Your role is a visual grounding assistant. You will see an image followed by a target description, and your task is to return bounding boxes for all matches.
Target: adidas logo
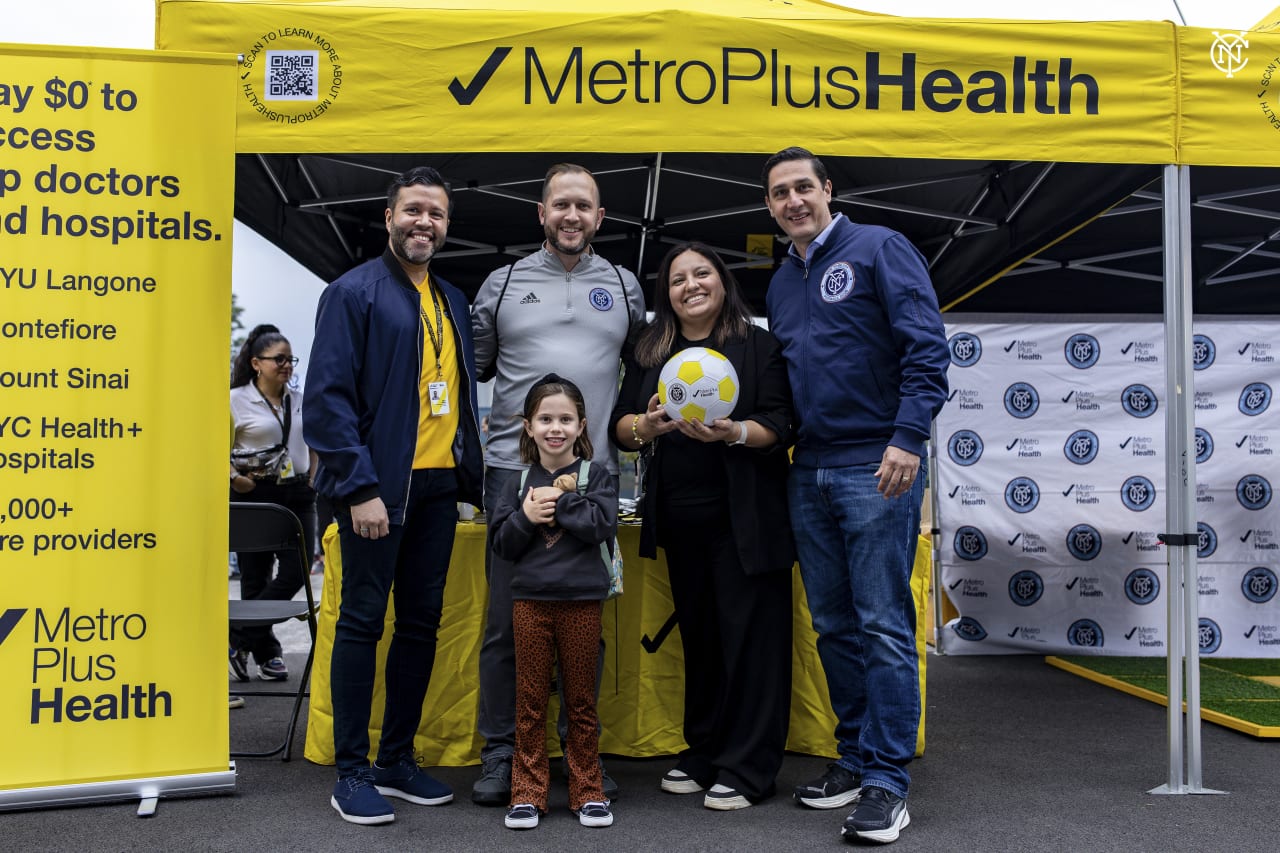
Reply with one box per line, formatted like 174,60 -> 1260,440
519,292 -> 541,305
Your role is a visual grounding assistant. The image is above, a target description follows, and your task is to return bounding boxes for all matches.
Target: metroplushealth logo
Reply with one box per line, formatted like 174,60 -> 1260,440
448,45 -> 1103,114
0,606 -> 171,725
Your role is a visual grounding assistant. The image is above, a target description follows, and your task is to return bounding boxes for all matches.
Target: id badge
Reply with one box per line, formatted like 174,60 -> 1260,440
428,380 -> 451,417
276,454 -> 296,482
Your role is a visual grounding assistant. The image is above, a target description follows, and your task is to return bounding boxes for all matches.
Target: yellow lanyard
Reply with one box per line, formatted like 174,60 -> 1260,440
419,283 -> 444,379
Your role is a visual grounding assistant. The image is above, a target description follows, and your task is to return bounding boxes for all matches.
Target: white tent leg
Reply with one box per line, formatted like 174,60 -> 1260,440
1149,164 -> 1224,797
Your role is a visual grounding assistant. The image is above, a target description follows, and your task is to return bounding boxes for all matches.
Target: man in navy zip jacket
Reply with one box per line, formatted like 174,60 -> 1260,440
762,148 -> 948,845
304,166 -> 484,826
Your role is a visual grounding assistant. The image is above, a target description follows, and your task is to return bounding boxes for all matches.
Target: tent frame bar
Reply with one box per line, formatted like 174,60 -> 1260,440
1149,164 -> 1225,798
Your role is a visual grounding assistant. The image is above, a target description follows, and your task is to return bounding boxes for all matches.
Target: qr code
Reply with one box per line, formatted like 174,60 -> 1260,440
266,51 -> 319,101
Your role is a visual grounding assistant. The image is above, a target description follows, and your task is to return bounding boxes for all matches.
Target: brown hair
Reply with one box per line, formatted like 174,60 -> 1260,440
518,373 -> 594,464
633,242 -> 752,369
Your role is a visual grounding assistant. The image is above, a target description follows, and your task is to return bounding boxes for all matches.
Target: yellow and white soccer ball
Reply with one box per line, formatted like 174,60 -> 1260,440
658,347 -> 740,423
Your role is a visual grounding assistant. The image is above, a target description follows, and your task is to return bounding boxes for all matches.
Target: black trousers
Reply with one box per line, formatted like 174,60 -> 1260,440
659,501 -> 793,801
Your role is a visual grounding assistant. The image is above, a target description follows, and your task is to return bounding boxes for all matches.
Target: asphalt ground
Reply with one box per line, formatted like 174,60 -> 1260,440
3,574 -> 1277,851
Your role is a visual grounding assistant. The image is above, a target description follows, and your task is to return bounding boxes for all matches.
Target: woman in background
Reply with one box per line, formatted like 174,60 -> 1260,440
229,323 -> 316,682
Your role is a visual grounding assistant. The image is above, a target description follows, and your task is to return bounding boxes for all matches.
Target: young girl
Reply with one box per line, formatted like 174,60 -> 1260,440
489,373 -> 618,830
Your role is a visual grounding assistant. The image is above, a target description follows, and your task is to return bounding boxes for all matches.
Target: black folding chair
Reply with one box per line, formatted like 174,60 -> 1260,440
228,502 -> 318,760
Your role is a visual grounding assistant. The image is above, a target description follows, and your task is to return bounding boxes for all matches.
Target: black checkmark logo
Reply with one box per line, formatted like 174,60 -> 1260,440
947,390 -> 958,401
1239,343 -> 1251,355
640,612 -> 679,653
1006,439 -> 1019,450
1007,627 -> 1020,637
448,47 -> 513,105
1125,627 -> 1138,640
1241,530 -> 1253,543
949,579 -> 963,590
1244,625 -> 1258,639
948,486 -> 960,498
1061,390 -> 1075,403
1119,437 -> 1133,449
1237,435 -> 1249,448
1007,534 -> 1021,546
1062,484 -> 1075,497
1121,342 -> 1134,355
1123,531 -> 1135,544
1066,577 -> 1079,590
1004,340 -> 1017,352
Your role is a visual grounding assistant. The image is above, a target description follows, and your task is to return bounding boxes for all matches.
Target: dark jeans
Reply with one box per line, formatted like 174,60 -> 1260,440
230,479 -> 316,663
477,466 -> 614,761
330,468 -> 458,776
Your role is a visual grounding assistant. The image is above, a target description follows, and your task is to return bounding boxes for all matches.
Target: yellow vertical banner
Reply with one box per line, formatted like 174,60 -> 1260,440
0,44 -> 237,807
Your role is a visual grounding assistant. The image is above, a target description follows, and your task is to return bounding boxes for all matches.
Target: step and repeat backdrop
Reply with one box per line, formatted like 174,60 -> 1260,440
935,316 -> 1278,657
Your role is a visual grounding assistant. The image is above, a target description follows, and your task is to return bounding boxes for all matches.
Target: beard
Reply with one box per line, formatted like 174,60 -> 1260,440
388,221 -> 441,266
544,222 -> 594,257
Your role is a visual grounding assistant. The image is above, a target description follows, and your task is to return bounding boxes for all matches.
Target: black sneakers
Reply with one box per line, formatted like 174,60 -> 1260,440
793,763 -> 861,809
842,786 -> 910,844
472,755 -> 512,805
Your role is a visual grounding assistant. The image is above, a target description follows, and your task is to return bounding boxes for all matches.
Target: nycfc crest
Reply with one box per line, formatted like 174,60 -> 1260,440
1210,31 -> 1249,78
948,332 -> 982,367
819,262 -> 855,303
1198,618 -> 1222,654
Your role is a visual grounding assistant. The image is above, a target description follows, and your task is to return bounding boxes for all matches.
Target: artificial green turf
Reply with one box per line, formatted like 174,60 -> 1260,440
1056,657 -> 1280,728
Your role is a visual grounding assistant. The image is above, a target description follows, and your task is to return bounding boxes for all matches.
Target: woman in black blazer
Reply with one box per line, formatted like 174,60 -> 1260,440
611,242 -> 795,810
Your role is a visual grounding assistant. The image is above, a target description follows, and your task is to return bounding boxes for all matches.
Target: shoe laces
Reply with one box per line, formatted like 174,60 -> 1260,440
344,768 -> 377,791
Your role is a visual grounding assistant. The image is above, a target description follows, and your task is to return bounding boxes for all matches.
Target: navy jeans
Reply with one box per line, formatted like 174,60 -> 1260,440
788,462 -> 922,800
330,468 -> 457,776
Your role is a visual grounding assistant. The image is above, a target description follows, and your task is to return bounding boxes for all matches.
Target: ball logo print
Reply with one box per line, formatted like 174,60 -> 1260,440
1064,333 -> 1100,369
1125,568 -> 1161,605
1195,428 -> 1214,464
948,430 -> 984,466
1241,567 -> 1278,604
1066,524 -> 1102,561
1063,429 -> 1099,465
587,287 -> 614,311
1003,382 -> 1039,419
657,347 -> 739,423
819,261 -> 855,303
953,526 -> 988,561
1008,570 -> 1044,606
1121,384 -> 1158,418
1121,475 -> 1156,511
1004,477 -> 1040,513
1236,474 -> 1273,511
1198,618 -> 1222,654
1192,334 -> 1215,370
1067,619 -> 1104,648
948,332 -> 982,367
1238,382 -> 1272,416
1198,522 -> 1218,559
952,616 -> 988,641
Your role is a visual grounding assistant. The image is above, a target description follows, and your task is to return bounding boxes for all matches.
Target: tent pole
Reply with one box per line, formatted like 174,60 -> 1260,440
636,153 -> 664,279
1149,164 -> 1225,797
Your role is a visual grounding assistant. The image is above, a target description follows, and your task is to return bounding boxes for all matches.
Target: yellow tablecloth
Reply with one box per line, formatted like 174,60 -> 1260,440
304,523 -> 930,766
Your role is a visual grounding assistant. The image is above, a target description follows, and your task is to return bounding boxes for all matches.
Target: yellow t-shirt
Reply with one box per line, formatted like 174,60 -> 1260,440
413,277 -> 459,469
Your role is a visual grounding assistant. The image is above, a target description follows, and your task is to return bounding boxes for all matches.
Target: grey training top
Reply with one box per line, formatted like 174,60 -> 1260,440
472,246 -> 646,476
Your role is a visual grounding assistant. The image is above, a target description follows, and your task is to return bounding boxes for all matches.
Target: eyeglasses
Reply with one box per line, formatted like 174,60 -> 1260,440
259,355 -> 299,367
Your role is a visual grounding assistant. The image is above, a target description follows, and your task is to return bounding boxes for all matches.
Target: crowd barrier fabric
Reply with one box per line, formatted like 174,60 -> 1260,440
304,523 -> 932,766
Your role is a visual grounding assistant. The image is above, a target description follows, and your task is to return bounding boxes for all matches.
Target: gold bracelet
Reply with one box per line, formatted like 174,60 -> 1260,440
631,414 -> 646,447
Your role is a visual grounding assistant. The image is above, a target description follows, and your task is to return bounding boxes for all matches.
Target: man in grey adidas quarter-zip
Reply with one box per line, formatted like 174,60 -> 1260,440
471,163 -> 646,806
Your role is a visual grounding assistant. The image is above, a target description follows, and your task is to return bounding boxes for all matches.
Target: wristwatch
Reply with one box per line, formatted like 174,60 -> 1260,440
729,421 -> 748,446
